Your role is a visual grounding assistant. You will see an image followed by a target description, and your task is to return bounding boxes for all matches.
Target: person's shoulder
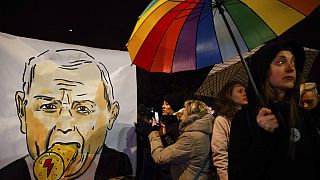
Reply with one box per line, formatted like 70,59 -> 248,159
215,115 -> 228,121
214,115 -> 230,126
299,107 -> 318,127
102,146 -> 130,159
95,145 -> 133,179
0,157 -> 31,180
204,113 -> 214,120
232,105 -> 256,128
233,105 -> 248,121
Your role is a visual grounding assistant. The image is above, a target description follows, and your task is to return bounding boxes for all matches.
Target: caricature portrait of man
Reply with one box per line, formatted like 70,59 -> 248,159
0,49 -> 132,179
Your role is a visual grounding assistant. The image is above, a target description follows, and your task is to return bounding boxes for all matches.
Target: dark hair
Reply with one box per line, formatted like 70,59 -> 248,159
260,46 -> 303,128
213,81 -> 246,119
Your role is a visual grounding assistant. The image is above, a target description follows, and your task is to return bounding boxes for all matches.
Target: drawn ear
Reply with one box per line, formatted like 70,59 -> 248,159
107,101 -> 119,130
15,91 -> 26,134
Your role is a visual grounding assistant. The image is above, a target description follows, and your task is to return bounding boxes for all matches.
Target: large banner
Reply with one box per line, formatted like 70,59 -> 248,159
0,32 -> 137,179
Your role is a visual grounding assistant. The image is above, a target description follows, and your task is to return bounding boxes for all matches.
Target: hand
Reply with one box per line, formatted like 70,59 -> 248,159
256,107 -> 279,132
151,117 -> 158,127
159,122 -> 166,136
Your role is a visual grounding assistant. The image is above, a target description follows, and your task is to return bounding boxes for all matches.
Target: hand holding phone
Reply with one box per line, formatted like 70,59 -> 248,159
154,112 -> 159,125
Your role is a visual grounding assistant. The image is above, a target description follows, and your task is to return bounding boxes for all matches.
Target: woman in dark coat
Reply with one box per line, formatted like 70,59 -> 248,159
228,40 -> 320,180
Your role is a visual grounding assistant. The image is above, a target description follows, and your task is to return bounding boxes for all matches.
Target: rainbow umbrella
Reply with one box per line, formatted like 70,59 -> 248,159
127,0 -> 319,73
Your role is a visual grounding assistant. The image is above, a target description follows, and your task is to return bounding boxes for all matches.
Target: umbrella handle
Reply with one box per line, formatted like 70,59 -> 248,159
215,0 -> 265,107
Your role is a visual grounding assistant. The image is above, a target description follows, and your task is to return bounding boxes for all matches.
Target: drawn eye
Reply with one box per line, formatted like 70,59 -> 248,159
76,106 -> 92,114
40,103 -> 57,112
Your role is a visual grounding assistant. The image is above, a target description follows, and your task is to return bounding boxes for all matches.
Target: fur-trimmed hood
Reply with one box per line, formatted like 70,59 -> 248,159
179,112 -> 213,135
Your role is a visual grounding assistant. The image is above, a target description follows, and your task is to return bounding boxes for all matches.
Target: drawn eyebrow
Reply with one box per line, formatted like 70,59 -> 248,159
54,79 -> 84,85
60,63 -> 82,67
33,95 -> 54,101
72,100 -> 96,109
76,93 -> 88,97
75,100 -> 95,104
59,67 -> 79,70
59,88 -> 72,91
69,60 -> 91,63
57,83 -> 76,87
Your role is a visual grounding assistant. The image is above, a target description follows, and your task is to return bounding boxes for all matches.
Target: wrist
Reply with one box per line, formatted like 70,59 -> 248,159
151,125 -> 160,132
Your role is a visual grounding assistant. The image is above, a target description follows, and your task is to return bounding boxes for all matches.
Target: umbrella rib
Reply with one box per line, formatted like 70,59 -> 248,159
182,4 -> 211,23
236,2 -> 277,39
227,1 -> 278,52
169,4 -> 212,12
169,0 -> 205,5
198,6 -> 213,23
164,1 -> 207,72
169,2 -> 195,73
194,0 -> 206,70
278,0 -> 309,16
127,1 -> 174,46
173,9 -> 202,21
215,0 -> 265,106
212,8 -> 224,64
129,1 -> 180,71
169,3 -> 212,21
152,1 -> 198,72
221,2 -> 250,52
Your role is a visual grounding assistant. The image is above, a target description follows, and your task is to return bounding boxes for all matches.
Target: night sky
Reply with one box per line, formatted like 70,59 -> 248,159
0,1 -> 319,108
0,0 -> 151,50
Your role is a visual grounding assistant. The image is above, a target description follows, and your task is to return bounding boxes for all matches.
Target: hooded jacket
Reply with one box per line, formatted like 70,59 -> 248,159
228,40 -> 320,180
148,112 -> 214,180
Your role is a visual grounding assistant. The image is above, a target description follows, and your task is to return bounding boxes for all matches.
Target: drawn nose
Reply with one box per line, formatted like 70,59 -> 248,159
57,108 -> 74,134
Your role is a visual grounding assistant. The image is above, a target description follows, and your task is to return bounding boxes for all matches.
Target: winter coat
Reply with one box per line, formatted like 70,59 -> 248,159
211,115 -> 231,180
229,104 -> 320,180
310,103 -> 320,130
228,40 -> 320,180
148,113 -> 214,180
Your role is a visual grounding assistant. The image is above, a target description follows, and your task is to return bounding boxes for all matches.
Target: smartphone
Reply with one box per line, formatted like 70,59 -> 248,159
146,108 -> 155,123
154,111 -> 159,125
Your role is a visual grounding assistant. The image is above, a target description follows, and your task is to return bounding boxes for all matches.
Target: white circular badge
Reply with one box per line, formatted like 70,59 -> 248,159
290,128 -> 300,143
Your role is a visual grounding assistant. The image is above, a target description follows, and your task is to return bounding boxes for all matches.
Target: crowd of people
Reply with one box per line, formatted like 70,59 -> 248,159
135,39 -> 320,180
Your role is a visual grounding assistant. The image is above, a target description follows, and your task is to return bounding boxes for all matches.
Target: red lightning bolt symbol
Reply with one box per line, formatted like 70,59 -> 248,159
43,159 -> 54,177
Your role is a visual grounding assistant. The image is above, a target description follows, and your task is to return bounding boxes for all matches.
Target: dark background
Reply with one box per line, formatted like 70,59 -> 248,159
0,0 -> 319,109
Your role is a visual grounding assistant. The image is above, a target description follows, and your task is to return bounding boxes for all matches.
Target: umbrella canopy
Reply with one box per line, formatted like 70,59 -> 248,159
195,47 -> 319,98
127,0 -> 319,73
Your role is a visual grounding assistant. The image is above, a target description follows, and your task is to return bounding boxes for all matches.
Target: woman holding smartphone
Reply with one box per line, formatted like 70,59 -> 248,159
149,100 -> 214,180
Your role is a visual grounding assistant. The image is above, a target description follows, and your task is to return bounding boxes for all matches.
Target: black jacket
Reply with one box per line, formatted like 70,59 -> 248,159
310,103 -> 320,130
228,40 -> 320,180
0,144 -> 133,180
229,104 -> 320,180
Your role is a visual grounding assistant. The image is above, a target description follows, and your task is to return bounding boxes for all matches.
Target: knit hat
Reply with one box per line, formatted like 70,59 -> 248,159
163,93 -> 184,112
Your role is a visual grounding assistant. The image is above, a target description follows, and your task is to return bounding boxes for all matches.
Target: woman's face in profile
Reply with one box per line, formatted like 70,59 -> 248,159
162,101 -> 174,115
231,85 -> 248,106
268,50 -> 296,91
